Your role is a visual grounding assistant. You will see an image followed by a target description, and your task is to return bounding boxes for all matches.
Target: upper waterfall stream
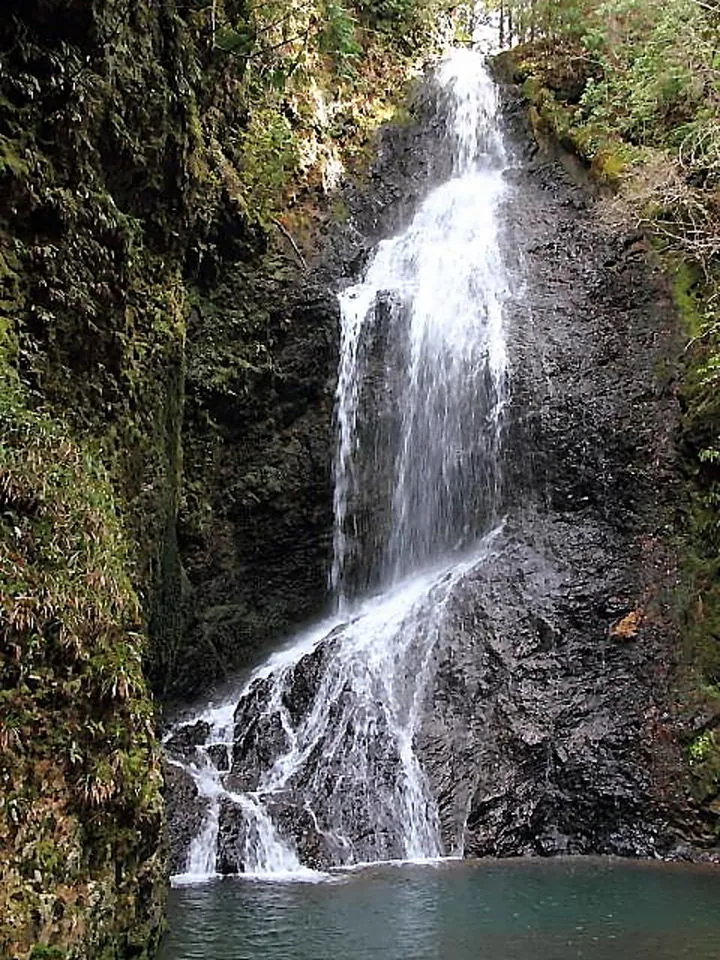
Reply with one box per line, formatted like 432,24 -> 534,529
332,48 -> 508,600
165,46 -> 513,881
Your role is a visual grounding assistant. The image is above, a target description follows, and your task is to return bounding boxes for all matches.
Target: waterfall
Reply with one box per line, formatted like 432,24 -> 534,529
166,44 -> 511,881
332,49 -> 507,600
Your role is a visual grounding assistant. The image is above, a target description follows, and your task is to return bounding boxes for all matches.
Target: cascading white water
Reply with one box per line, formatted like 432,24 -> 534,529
332,49 -> 508,601
167,43 -> 512,882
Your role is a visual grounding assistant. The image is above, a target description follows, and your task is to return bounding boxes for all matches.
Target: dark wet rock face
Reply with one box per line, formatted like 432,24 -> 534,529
165,721 -> 211,761
413,107 -> 687,856
164,762 -> 209,875
418,518 -> 676,858
222,637 -> 409,868
229,679 -> 291,794
216,799 -> 249,875
170,269 -> 340,699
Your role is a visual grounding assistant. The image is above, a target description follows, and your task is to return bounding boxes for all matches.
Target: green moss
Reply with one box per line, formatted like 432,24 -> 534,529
521,75 -> 543,105
589,145 -> 628,186
0,401 -> 165,958
669,258 -> 704,338
689,730 -> 716,764
330,197 -> 350,223
0,134 -> 29,179
670,257 -> 720,828
390,103 -> 414,127
30,947 -> 68,960
687,726 -> 720,813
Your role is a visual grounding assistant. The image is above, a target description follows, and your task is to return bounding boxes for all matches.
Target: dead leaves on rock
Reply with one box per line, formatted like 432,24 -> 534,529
609,608 -> 644,640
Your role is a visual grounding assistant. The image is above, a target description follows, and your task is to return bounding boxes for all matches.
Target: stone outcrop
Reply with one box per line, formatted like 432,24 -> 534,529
418,119 -> 693,856
166,261 -> 340,699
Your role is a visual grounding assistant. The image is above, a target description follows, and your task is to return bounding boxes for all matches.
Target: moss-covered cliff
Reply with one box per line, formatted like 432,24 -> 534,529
1,393 -> 165,958
0,0 -> 447,954
1,1 -> 198,951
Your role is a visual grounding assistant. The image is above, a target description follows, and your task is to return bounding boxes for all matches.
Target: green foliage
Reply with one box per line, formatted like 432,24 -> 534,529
202,0 -> 446,221
29,947 -> 67,960
488,0 -> 598,43
215,23 -> 256,57
239,108 -> 300,222
498,0 -> 716,155
578,0 -> 704,146
689,730 -> 716,764
210,0 -> 431,77
686,723 -> 720,811
357,0 -> 446,43
319,0 -> 362,70
0,134 -> 29,179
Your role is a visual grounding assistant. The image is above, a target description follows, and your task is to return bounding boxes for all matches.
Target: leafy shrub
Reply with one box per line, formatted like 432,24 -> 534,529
238,108 -> 299,222
319,0 -> 361,72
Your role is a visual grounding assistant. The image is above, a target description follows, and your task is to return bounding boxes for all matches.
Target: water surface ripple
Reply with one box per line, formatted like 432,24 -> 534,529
160,858 -> 720,960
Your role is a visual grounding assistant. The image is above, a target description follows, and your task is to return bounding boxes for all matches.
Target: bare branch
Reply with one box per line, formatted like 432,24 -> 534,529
272,218 -> 307,270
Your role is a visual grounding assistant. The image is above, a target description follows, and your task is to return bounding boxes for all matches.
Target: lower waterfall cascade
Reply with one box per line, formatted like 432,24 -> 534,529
165,44 -> 514,880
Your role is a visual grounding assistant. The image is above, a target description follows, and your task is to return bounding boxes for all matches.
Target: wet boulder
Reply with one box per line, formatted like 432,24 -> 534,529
164,720 -> 211,763
216,798 -> 249,874
163,761 -> 209,874
416,516 -> 677,860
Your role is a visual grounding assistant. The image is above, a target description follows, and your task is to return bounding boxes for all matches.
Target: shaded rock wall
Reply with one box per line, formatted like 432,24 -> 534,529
420,115 -> 694,856
493,44 -> 720,829
166,257 -> 339,698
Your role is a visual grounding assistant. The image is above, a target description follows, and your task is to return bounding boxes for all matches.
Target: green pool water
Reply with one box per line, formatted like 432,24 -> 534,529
159,857 -> 720,960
